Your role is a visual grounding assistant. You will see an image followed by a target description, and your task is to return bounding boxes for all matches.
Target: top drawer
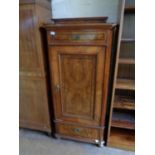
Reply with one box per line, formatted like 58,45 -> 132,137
47,30 -> 108,45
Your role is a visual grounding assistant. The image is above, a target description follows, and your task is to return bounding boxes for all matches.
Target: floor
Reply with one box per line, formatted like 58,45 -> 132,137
19,129 -> 135,155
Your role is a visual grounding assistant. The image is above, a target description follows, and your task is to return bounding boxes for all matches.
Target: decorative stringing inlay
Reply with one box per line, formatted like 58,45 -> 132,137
59,54 -> 97,119
50,32 -> 106,42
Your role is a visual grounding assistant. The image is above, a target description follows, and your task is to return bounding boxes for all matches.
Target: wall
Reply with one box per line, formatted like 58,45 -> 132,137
51,0 -> 123,23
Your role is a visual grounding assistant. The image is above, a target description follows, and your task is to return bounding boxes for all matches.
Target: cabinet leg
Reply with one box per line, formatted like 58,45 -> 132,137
98,141 -> 105,147
46,132 -> 52,137
55,134 -> 61,140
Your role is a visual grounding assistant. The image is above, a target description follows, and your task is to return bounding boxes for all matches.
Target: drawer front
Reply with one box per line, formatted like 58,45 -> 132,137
47,31 -> 108,44
56,124 -> 99,140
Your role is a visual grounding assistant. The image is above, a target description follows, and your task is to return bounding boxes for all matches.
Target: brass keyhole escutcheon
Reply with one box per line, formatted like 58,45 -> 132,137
74,128 -> 81,133
72,35 -> 80,40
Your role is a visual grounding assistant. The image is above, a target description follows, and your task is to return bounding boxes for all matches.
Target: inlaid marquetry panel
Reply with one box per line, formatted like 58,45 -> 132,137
60,54 -> 96,118
47,31 -> 107,45
19,6 -> 39,71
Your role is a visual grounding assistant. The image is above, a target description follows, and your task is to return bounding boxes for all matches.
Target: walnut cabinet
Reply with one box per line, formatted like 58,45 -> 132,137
44,18 -> 117,146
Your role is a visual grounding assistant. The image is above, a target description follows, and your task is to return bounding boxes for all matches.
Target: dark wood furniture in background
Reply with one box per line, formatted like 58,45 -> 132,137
43,18 -> 117,146
19,0 -> 52,133
107,0 -> 135,151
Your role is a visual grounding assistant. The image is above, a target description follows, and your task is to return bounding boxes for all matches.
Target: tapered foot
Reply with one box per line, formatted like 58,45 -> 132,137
98,141 -> 105,147
46,132 -> 52,137
54,134 -> 61,140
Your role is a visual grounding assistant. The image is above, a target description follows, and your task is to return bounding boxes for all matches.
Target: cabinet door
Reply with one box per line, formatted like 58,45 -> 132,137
49,46 -> 106,126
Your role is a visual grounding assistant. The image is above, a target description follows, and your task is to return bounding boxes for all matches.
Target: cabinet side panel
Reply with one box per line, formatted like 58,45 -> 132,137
19,3 -> 52,132
19,77 -> 50,132
19,5 -> 40,71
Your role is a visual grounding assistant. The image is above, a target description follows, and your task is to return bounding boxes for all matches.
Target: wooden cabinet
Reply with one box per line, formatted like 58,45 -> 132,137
44,18 -> 117,146
19,0 -> 52,133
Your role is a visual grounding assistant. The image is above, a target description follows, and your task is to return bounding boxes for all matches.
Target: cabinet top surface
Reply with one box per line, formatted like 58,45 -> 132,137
43,17 -> 117,30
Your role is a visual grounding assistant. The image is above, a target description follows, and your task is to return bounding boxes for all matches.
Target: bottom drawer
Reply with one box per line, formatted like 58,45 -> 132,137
55,123 -> 100,141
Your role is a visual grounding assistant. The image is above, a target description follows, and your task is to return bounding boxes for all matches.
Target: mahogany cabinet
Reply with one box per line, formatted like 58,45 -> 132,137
19,0 -> 52,133
44,18 -> 117,146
